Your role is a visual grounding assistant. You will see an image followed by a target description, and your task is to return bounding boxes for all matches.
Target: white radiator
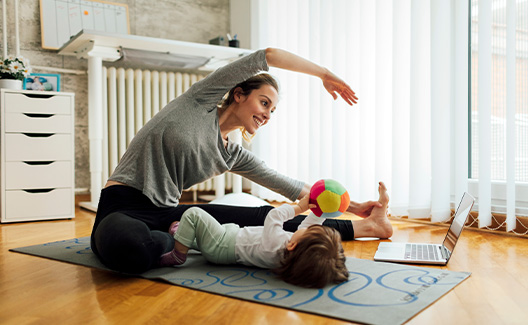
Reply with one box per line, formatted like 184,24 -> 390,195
101,67 -> 242,200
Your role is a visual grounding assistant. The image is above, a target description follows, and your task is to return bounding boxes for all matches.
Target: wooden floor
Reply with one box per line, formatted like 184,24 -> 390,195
1,195 -> 527,325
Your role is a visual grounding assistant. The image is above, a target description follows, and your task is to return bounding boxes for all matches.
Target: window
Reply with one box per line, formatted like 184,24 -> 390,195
470,0 -> 528,217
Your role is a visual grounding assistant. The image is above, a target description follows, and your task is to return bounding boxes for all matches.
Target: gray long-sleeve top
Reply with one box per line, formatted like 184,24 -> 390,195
109,50 -> 304,207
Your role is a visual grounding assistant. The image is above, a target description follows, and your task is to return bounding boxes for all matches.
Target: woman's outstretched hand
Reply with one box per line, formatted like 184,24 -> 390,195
264,48 -> 358,106
322,70 -> 358,106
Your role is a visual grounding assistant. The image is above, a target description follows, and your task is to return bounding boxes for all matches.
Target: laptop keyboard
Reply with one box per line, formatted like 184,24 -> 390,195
405,244 -> 440,261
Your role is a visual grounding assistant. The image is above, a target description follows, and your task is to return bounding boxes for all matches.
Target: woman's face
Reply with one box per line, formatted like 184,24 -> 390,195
235,84 -> 279,135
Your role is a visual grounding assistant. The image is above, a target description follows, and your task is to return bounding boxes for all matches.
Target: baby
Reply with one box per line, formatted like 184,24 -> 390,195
159,193 -> 349,288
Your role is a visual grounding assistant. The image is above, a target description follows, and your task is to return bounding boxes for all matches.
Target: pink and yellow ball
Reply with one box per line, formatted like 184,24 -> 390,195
309,179 -> 350,218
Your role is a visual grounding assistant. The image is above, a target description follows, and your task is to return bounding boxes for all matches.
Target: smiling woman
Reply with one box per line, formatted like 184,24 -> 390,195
217,73 -> 279,143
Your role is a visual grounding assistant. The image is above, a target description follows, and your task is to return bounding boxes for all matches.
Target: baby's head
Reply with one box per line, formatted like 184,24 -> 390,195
273,225 -> 349,288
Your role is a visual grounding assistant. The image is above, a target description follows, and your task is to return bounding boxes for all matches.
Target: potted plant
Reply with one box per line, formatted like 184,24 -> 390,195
0,56 -> 31,90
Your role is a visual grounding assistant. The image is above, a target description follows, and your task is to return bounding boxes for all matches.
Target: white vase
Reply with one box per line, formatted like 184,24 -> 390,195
0,79 -> 23,90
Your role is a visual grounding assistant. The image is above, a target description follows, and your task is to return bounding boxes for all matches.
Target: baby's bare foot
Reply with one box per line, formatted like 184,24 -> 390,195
169,221 -> 180,236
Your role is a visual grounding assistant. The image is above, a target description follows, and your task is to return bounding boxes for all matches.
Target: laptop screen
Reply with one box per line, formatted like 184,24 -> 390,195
442,193 -> 475,257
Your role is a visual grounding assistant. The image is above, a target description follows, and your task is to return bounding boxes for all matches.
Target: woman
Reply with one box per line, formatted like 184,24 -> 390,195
91,48 -> 393,274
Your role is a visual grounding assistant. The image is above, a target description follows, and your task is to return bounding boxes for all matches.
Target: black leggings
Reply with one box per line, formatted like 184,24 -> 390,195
90,185 -> 354,274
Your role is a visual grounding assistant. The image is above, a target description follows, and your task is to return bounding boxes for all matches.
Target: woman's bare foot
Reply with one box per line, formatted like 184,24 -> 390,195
351,182 -> 393,239
377,181 -> 389,208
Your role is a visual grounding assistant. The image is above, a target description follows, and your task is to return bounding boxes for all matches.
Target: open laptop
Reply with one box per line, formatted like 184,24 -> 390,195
374,192 -> 475,265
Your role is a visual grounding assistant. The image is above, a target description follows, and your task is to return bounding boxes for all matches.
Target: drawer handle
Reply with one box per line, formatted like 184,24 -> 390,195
23,189 -> 55,193
22,93 -> 55,99
23,113 -> 55,118
22,133 -> 54,138
23,161 -> 55,165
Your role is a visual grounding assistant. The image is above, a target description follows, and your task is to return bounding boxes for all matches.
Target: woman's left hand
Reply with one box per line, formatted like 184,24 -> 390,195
322,70 -> 358,106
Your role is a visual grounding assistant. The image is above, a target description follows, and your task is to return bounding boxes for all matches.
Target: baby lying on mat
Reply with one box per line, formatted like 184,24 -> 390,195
159,193 -> 349,288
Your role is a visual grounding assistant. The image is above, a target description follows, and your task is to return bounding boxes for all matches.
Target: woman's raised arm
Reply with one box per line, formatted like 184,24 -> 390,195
264,48 -> 358,106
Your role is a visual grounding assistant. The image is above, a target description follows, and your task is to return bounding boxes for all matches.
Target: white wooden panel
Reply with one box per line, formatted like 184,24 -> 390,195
4,93 -> 71,114
5,113 -> 72,133
5,188 -> 73,221
5,134 -> 72,161
5,161 -> 72,189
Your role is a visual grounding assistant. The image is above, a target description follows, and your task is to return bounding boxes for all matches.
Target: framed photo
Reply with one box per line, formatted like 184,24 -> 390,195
23,73 -> 60,92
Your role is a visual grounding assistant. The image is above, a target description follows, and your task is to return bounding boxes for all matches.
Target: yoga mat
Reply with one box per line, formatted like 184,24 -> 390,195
11,237 -> 470,325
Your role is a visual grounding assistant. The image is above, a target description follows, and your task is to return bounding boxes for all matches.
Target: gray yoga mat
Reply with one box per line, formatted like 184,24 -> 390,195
11,237 -> 470,325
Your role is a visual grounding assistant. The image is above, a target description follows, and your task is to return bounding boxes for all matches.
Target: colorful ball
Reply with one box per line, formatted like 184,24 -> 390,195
309,179 -> 350,218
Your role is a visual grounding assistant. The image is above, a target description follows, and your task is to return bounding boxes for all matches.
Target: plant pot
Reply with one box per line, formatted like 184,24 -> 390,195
0,79 -> 23,90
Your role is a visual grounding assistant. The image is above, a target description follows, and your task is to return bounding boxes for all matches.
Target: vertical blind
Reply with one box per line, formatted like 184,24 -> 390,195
249,0 -> 525,231
471,0 -> 527,232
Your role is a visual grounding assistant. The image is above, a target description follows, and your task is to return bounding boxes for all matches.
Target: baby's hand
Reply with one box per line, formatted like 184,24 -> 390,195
297,194 -> 315,213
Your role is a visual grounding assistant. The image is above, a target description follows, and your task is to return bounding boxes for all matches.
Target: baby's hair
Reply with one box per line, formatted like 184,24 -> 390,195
273,225 -> 349,288
218,73 -> 279,142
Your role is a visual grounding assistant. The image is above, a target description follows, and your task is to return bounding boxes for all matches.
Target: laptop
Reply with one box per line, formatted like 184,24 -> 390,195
374,192 -> 475,265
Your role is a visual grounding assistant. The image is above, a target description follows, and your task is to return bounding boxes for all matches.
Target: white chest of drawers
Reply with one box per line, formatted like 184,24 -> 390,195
1,89 -> 75,223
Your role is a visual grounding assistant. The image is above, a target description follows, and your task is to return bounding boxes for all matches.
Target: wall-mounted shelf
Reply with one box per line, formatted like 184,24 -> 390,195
59,29 -> 252,71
